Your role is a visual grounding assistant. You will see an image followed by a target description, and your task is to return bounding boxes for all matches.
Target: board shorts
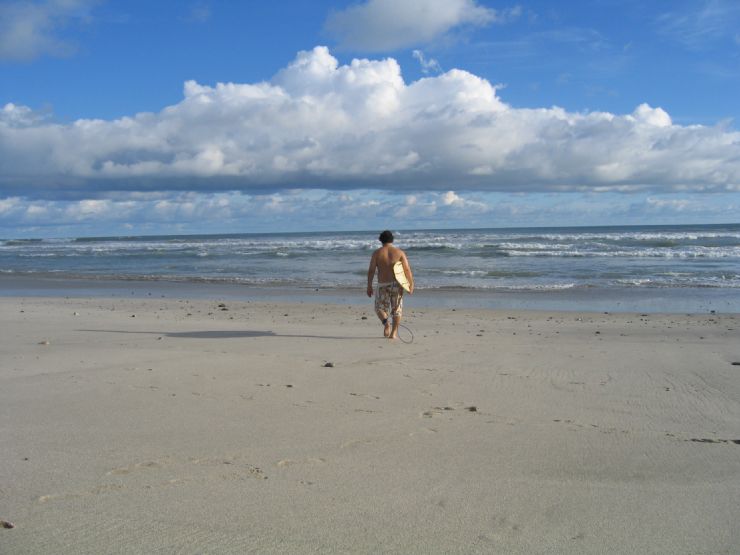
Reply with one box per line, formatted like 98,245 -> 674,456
375,282 -> 403,319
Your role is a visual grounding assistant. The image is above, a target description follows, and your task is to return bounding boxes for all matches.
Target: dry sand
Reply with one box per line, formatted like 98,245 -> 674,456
1,295 -> 739,554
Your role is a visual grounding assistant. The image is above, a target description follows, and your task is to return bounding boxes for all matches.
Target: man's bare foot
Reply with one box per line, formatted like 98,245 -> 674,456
388,333 -> 398,340
383,321 -> 391,337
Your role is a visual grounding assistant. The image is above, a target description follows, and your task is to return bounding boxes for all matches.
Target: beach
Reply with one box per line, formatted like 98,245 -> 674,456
1,293 -> 739,554
3,0 -> 740,551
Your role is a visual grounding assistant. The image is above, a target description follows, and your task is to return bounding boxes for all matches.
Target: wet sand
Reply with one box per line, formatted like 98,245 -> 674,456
1,296 -> 739,554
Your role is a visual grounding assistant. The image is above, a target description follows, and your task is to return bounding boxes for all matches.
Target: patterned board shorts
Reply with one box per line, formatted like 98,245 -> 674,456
375,282 -> 403,318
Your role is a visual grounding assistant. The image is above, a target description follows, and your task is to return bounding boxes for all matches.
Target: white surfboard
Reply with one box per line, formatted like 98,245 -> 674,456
393,260 -> 411,293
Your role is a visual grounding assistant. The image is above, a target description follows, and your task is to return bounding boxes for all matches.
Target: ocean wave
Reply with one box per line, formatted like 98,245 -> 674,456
615,276 -> 740,288
427,269 -> 541,278
502,247 -> 740,258
1,239 -> 46,246
420,282 -> 579,291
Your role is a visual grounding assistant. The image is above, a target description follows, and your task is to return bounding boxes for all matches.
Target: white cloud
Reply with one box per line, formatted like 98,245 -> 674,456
631,103 -> 672,127
412,49 -> 442,74
656,0 -> 740,50
0,197 -> 21,215
0,0 -> 98,62
1,46 -> 739,203
324,0 -> 503,52
442,191 -> 462,205
1,103 -> 45,126
440,190 -> 486,211
184,2 -> 211,23
645,197 -> 691,212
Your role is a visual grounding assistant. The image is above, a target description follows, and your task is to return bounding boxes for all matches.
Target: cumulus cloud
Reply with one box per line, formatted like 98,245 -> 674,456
324,0 -> 504,52
440,190 -> 487,211
1,45 -> 739,203
0,0 -> 98,62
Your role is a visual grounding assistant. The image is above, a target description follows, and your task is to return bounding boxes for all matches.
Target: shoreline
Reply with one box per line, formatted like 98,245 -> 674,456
1,295 -> 738,553
1,274 -> 739,314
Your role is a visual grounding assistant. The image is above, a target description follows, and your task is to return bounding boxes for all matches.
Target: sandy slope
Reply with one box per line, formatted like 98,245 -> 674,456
1,296 -> 739,554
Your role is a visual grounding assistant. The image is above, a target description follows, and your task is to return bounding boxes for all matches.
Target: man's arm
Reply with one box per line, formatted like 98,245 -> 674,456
367,250 -> 378,297
401,252 -> 414,294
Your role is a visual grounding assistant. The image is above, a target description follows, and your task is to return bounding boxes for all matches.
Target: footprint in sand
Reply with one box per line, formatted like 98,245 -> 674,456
89,484 -> 125,495
38,479 -> 180,504
276,457 -> 326,467
422,406 -> 453,418
107,460 -> 162,475
484,415 -> 521,426
38,493 -> 81,504
349,392 -> 380,400
190,457 -> 268,479
421,405 -> 478,418
340,439 -> 375,449
408,427 -> 439,437
552,419 -> 626,435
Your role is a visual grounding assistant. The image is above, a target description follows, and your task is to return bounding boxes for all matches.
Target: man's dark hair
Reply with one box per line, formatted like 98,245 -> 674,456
379,230 -> 394,244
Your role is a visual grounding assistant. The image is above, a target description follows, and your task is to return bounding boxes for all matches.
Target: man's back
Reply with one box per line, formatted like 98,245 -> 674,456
373,245 -> 403,283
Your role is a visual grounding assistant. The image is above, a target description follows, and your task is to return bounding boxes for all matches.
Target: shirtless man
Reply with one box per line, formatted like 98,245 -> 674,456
367,230 -> 414,339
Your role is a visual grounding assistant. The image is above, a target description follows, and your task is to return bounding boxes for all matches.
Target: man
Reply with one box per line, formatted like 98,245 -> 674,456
367,230 -> 414,340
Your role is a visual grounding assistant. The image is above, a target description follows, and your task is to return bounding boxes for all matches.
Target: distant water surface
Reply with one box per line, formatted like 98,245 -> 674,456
2,225 -> 738,294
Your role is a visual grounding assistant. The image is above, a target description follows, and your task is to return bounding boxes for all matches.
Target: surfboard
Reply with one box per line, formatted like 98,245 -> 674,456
393,260 -> 411,293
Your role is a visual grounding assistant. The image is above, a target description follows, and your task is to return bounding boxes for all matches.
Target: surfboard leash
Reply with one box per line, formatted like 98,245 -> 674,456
381,317 -> 414,344
398,323 -> 414,344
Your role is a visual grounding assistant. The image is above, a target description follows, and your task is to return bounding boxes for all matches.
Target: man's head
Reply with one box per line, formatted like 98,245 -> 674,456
379,230 -> 394,244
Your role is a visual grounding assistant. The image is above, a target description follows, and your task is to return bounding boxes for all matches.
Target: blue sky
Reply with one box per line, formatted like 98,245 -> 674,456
1,0 -> 739,237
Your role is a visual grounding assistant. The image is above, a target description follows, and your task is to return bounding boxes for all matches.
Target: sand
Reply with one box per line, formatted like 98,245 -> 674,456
1,295 -> 739,554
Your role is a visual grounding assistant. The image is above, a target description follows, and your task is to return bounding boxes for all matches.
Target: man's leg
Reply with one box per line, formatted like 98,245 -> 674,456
388,288 -> 403,340
374,288 -> 391,337
389,314 -> 401,339
378,311 -> 391,337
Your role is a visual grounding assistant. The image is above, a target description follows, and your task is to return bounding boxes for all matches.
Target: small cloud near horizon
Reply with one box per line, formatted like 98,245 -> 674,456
2,189 -> 738,238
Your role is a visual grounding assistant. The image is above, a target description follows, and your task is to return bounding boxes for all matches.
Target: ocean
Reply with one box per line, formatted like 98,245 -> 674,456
2,224 -> 739,312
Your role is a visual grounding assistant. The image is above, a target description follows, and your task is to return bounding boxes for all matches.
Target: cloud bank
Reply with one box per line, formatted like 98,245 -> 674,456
3,189 -> 737,238
2,46 -> 739,202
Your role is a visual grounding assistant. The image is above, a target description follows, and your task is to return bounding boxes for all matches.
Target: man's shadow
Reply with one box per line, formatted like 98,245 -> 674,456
155,330 -> 275,339
78,329 -> 374,340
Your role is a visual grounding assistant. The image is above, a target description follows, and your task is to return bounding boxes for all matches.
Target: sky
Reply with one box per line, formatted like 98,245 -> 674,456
1,0 -> 739,238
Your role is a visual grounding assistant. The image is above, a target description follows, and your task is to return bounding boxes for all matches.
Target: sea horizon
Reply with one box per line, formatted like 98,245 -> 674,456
4,221 -> 739,242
